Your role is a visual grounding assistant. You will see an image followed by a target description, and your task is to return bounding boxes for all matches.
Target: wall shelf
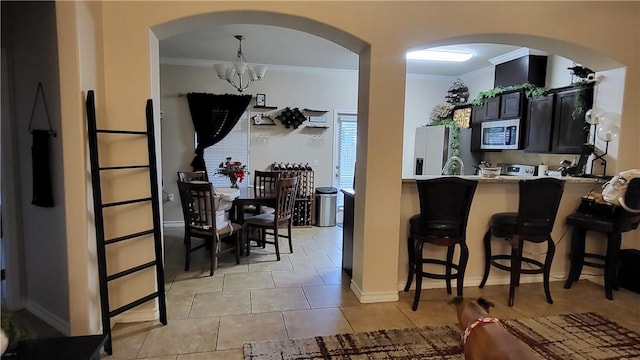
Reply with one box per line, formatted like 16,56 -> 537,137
303,108 -> 328,114
253,106 -> 278,110
304,125 -> 329,129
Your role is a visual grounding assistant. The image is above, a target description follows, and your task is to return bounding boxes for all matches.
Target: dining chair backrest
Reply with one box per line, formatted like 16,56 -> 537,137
177,180 -> 217,233
275,177 -> 299,226
177,179 -> 241,275
177,171 -> 207,182
254,170 -> 281,197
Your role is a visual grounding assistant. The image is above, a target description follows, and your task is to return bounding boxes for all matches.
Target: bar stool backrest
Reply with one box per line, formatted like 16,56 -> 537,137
416,177 -> 478,238
516,178 -> 565,240
616,177 -> 640,232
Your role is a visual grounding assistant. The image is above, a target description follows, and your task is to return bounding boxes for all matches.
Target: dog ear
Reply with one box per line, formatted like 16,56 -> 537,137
477,297 -> 495,311
448,296 -> 463,305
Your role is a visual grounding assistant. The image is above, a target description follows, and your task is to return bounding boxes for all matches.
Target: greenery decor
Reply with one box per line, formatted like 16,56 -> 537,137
471,82 -> 547,105
1,309 -> 31,354
571,81 -> 593,120
428,119 -> 460,157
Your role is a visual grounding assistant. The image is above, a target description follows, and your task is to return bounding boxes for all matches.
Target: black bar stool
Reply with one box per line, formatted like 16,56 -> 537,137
479,178 -> 565,306
404,177 -> 478,311
565,178 -> 640,300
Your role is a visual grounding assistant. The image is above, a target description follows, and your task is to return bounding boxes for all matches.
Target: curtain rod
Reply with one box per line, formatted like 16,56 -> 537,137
178,92 -> 254,97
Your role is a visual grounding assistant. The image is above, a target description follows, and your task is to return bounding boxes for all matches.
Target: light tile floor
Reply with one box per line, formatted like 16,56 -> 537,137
102,226 -> 640,359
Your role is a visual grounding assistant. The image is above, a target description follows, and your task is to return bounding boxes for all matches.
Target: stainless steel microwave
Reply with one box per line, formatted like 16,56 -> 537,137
480,118 -> 521,150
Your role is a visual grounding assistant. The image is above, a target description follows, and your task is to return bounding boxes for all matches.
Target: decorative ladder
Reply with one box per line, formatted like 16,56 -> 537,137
85,90 -> 167,354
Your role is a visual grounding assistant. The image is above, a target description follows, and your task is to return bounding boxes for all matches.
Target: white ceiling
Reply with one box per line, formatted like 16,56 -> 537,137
159,24 -> 523,76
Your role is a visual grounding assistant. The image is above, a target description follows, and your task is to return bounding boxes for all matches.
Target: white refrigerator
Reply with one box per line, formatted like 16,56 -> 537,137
414,125 -> 479,175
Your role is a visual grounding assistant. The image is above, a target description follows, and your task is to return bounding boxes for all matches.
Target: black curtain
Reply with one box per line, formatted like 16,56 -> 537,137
186,93 -> 252,171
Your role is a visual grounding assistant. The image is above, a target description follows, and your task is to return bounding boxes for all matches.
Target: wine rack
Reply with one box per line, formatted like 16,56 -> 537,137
271,163 -> 315,227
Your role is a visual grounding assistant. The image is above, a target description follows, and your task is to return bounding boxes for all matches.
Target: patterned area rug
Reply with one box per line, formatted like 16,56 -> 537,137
244,312 -> 640,359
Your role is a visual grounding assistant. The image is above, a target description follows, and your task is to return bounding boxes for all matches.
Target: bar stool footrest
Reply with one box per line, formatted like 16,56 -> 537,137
417,259 -> 462,280
489,255 -> 545,274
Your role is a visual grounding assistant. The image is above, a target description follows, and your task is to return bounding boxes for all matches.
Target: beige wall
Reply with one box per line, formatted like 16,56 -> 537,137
52,1 -> 640,329
57,0 -> 105,334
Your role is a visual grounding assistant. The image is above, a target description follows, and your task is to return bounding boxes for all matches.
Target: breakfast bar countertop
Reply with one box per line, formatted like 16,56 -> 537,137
402,175 -> 607,184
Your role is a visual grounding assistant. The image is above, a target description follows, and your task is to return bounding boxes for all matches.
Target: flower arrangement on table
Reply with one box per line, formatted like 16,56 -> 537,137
216,157 -> 247,188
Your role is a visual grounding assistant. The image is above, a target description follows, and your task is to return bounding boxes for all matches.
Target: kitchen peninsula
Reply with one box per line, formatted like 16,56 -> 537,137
398,175 -> 603,294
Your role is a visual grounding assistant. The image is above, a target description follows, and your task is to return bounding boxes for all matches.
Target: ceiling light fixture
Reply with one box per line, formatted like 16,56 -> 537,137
406,50 -> 473,62
214,35 -> 267,93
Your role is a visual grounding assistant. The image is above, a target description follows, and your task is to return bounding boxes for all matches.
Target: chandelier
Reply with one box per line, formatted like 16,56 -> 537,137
213,35 -> 267,93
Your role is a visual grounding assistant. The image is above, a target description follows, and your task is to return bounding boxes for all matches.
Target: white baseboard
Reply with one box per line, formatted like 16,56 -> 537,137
398,272 -> 568,291
25,300 -> 70,336
350,280 -> 399,303
163,221 -> 184,228
110,304 -> 159,328
581,274 -> 604,286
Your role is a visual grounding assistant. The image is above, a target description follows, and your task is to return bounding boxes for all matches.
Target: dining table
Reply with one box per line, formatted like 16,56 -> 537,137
226,187 -> 277,255
230,187 -> 277,224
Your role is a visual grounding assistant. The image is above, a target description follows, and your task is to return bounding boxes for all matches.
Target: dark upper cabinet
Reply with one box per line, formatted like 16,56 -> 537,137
551,86 -> 593,154
494,55 -> 547,88
483,96 -> 501,120
471,90 -> 525,151
470,105 -> 484,151
525,94 -> 554,152
524,84 -> 594,154
500,91 -> 523,119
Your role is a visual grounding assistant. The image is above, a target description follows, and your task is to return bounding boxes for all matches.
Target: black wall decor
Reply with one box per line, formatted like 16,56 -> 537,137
278,107 -> 306,129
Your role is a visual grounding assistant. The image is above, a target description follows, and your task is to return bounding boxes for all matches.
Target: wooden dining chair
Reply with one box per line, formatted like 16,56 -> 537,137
246,170 -> 281,216
243,176 -> 299,261
177,180 -> 241,275
177,171 -> 207,182
242,170 -> 282,246
254,170 -> 281,197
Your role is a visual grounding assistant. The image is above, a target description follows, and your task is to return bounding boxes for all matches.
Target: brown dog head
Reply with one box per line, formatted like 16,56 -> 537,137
449,296 -> 495,330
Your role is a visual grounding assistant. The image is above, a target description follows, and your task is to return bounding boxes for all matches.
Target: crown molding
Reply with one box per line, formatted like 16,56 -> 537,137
489,47 -> 548,65
459,64 -> 494,78
160,57 -> 357,75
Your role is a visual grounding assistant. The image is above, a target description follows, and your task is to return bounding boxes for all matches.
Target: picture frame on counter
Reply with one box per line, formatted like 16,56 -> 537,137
452,104 -> 472,129
256,93 -> 266,107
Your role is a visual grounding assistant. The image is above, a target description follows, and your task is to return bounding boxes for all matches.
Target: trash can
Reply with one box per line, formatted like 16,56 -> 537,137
315,187 -> 338,227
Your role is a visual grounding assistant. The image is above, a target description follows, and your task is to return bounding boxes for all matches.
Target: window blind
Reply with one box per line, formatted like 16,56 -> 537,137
202,111 -> 250,188
337,114 -> 357,209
